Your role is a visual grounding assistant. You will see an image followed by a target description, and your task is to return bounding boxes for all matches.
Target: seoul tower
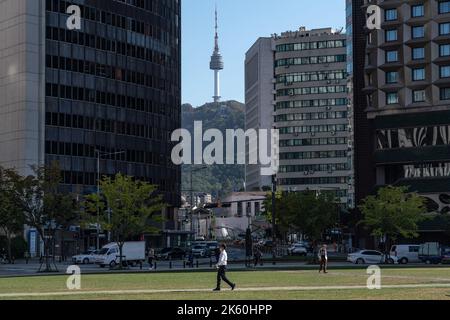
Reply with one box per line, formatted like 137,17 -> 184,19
210,6 -> 224,103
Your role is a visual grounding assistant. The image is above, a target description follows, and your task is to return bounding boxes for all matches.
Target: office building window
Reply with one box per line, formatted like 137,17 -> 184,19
386,29 -> 398,42
411,4 -> 425,17
440,87 -> 450,100
386,50 -> 399,62
439,1 -> 450,14
412,26 -> 425,38
386,71 -> 398,84
412,47 -> 425,60
413,90 -> 426,102
440,23 -> 450,35
441,65 -> 450,78
412,68 -> 425,81
387,92 -> 399,105
385,9 -> 398,21
440,44 -> 450,56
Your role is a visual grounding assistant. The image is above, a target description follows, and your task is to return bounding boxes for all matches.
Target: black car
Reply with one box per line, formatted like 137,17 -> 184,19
156,248 -> 186,260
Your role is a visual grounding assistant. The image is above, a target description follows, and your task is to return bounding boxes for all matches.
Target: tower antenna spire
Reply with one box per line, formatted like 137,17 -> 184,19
210,3 -> 224,103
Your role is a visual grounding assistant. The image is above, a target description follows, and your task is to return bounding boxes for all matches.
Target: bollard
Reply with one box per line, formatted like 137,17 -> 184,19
209,257 -> 212,268
154,261 -> 157,270
183,261 -> 186,269
140,262 -> 143,270
169,261 -> 172,269
196,260 -> 199,268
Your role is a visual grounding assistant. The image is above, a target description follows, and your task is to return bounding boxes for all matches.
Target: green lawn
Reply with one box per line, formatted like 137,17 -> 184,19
1,268 -> 450,300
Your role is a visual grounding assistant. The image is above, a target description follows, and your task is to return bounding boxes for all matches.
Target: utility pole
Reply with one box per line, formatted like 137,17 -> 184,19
189,166 -> 208,239
271,174 -> 277,263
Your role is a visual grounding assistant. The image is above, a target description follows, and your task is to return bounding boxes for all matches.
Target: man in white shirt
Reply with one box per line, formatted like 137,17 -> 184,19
213,244 -> 236,291
318,244 -> 328,274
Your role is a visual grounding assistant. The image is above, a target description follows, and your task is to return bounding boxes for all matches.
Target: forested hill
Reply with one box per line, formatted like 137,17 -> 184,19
181,100 -> 245,199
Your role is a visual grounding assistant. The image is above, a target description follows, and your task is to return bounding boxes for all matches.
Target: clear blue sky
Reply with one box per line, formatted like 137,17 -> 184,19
182,0 -> 346,106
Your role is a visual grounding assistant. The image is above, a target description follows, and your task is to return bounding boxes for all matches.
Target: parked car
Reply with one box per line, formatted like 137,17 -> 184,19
191,245 -> 208,258
287,244 -> 307,256
347,250 -> 385,264
442,247 -> 450,264
206,241 -> 219,250
259,240 -> 273,248
419,242 -> 442,264
72,250 -> 100,265
389,245 -> 421,264
156,247 -> 186,261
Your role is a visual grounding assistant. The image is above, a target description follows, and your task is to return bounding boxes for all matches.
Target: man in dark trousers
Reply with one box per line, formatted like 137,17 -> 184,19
318,244 -> 328,274
213,244 -> 236,291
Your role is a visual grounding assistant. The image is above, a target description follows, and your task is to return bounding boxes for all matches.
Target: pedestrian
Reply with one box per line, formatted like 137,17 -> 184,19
213,244 -> 236,291
24,251 -> 30,264
253,246 -> 262,267
318,244 -> 328,274
147,247 -> 155,270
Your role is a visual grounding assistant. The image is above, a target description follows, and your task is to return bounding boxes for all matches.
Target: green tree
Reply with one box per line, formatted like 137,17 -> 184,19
263,191 -> 338,246
0,167 -> 25,263
18,162 -> 78,272
83,174 -> 165,269
359,186 -> 427,255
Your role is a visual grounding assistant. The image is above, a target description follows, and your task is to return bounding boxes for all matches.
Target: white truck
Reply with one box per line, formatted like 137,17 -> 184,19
96,241 -> 146,268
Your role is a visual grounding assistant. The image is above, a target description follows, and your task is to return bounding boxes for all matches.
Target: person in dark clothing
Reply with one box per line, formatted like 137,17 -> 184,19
213,244 -> 236,291
253,246 -> 262,267
24,251 -> 30,264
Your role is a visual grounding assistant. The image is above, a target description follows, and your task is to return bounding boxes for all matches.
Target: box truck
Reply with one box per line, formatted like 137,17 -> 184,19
419,242 -> 442,264
96,241 -> 146,268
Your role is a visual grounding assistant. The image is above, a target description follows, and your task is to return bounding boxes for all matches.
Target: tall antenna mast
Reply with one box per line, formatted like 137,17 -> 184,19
210,3 -> 224,103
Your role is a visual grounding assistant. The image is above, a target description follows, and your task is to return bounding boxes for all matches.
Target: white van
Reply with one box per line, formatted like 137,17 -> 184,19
390,244 -> 420,264
96,241 -> 146,268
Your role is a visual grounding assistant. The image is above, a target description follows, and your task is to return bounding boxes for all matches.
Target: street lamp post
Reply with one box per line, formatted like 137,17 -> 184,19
95,150 -> 125,249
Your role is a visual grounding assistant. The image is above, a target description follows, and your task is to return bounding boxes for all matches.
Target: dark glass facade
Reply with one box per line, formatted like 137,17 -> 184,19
43,0 -> 181,209
352,0 -> 376,204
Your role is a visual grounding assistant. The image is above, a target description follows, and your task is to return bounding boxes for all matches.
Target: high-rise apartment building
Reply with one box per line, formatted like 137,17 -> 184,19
0,0 -> 181,230
274,28 -> 352,205
244,37 -> 274,191
245,28 -> 353,206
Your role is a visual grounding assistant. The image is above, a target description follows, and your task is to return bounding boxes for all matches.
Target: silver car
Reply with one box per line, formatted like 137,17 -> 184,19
347,250 -> 385,264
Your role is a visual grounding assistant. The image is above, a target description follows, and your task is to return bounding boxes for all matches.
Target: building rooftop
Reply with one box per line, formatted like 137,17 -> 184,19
273,27 -> 344,39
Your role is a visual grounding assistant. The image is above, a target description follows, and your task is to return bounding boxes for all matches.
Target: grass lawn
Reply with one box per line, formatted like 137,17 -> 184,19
1,268 -> 450,300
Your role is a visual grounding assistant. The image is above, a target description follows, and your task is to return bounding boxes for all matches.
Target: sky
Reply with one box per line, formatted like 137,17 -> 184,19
182,0 -> 346,107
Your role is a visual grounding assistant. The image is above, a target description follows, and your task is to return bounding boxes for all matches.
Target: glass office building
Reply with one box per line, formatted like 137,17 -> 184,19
0,0 -> 181,231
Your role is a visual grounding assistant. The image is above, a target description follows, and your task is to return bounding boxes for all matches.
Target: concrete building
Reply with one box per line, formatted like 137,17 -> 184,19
359,0 -> 450,241
244,37 -> 275,191
274,27 -> 352,205
214,192 -> 268,239
0,0 -> 181,253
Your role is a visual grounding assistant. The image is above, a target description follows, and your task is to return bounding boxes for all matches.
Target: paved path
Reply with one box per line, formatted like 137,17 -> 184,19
2,283 -> 450,299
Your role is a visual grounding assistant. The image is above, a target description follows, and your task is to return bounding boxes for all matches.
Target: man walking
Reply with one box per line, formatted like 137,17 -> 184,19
318,244 -> 328,274
147,247 -> 155,270
213,244 -> 236,291
253,246 -> 262,267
